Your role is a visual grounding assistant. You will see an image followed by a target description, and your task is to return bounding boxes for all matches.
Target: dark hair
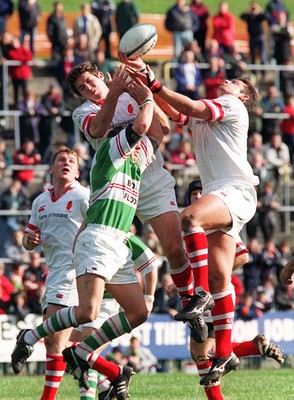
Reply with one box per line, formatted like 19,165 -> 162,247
188,179 -> 202,204
67,61 -> 100,97
239,76 -> 258,112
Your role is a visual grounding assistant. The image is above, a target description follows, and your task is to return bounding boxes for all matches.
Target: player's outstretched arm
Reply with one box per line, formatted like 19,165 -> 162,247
127,78 -> 154,137
89,65 -> 130,138
118,53 -> 181,123
124,60 -> 211,121
146,102 -> 169,145
145,66 -> 211,120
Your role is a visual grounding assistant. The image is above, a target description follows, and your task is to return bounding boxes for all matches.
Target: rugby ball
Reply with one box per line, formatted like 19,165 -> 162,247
118,24 -> 158,60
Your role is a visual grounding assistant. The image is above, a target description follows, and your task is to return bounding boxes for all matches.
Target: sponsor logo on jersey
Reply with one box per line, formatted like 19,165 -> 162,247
222,101 -> 231,112
170,201 -> 176,206
127,103 -> 135,115
124,192 -> 137,205
56,294 -> 64,299
66,201 -> 73,211
38,205 -> 46,212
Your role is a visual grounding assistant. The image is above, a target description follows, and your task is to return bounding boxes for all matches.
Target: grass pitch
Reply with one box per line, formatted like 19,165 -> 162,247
1,369 -> 293,400
34,0 -> 294,16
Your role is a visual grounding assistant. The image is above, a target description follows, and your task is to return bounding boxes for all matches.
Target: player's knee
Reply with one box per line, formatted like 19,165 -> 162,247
208,270 -> 230,292
164,242 -> 186,263
128,308 -> 148,329
181,211 -> 200,232
76,307 -> 98,325
137,308 -> 148,326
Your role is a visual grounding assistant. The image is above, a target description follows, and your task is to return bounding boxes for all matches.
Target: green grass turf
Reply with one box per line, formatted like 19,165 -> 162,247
14,0 -> 294,18
1,369 -> 293,400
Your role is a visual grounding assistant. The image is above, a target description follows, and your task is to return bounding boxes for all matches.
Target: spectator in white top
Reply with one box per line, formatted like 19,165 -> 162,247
264,132 -> 291,190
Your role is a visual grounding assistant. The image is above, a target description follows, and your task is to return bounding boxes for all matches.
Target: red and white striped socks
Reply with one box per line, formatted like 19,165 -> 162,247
40,354 -> 66,400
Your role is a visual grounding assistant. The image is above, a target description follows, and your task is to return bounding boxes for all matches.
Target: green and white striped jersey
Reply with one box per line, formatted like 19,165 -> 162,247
86,129 -> 154,233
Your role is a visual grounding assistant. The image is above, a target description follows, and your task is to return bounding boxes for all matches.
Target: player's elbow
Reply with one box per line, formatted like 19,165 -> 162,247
133,121 -> 149,136
161,124 -> 170,136
89,120 -> 107,139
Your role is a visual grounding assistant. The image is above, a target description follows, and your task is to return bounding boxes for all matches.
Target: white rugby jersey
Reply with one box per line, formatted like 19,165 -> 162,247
188,94 -> 259,187
72,92 -> 164,174
25,181 -> 90,270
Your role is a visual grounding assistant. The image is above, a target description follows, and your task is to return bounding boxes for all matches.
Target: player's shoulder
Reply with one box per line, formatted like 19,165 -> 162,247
216,94 -> 246,113
32,190 -> 50,204
220,94 -> 245,106
73,100 -> 100,116
71,181 -> 90,198
31,190 -> 51,211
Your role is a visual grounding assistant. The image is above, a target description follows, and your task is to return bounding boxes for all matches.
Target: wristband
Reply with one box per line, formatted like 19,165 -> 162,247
148,79 -> 162,94
144,295 -> 155,302
138,97 -> 154,109
145,68 -> 163,93
171,113 -> 190,126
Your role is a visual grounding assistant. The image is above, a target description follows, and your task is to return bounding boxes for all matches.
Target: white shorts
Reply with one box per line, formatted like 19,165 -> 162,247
204,182 -> 257,235
75,297 -> 121,331
137,167 -> 178,223
42,266 -> 78,311
74,226 -> 138,284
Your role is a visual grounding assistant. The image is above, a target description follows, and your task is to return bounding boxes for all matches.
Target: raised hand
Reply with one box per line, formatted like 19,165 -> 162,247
126,78 -> 153,105
108,64 -> 131,95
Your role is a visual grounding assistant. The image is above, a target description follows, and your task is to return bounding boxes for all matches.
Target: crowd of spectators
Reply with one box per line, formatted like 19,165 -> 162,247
150,234 -> 294,322
0,0 -> 294,321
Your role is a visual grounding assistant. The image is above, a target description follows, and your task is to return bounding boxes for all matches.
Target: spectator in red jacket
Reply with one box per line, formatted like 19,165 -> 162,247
203,56 -> 226,99
212,2 -> 235,54
0,261 -> 14,315
281,96 -> 294,165
6,35 -> 33,107
13,139 -> 41,186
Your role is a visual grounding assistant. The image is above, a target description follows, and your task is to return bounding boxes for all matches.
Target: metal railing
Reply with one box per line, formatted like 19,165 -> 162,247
0,60 -> 122,149
1,164 -> 294,235
1,60 -> 57,111
0,59 -> 120,111
163,61 -> 294,89
0,109 -> 81,151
